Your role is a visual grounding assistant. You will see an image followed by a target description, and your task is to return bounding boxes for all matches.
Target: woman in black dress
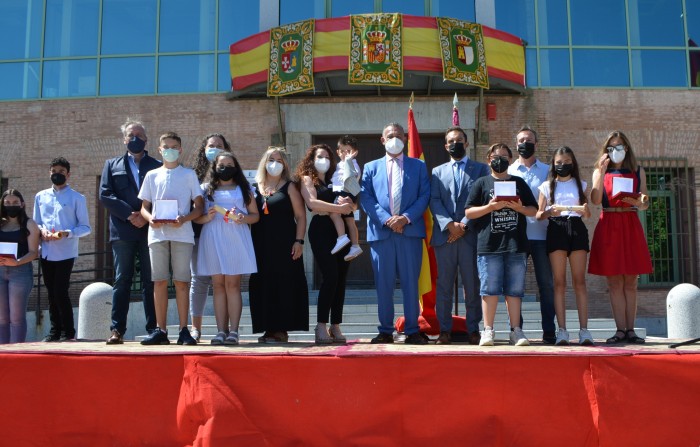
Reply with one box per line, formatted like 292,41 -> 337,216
249,147 -> 308,343
296,144 -> 355,344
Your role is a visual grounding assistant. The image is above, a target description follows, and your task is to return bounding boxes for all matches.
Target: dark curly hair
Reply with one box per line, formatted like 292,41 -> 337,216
205,152 -> 251,206
294,144 -> 336,186
193,133 -> 232,183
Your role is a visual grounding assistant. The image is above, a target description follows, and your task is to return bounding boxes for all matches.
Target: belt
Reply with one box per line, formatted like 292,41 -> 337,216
603,207 -> 637,213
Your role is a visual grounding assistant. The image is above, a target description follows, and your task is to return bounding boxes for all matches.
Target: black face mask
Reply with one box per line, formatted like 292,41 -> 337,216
448,142 -> 466,159
217,166 -> 237,181
555,163 -> 574,177
490,158 -> 509,174
127,136 -> 146,154
4,206 -> 22,218
51,173 -> 67,186
517,142 -> 535,159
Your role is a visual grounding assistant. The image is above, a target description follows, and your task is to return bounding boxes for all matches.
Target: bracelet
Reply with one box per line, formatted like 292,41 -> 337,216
295,239 -> 305,245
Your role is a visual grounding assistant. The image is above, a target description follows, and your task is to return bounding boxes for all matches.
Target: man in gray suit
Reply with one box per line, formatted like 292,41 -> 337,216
429,127 -> 490,344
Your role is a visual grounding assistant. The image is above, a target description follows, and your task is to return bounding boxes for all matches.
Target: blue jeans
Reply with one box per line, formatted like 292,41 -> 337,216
111,239 -> 156,335
529,240 -> 555,333
477,252 -> 527,298
0,263 -> 33,343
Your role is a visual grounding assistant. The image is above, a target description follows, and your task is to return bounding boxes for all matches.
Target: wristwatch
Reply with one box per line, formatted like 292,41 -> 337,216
295,239 -> 305,245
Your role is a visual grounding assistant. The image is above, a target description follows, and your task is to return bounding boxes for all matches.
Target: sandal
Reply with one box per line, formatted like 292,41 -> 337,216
626,329 -> 646,344
606,329 -> 627,345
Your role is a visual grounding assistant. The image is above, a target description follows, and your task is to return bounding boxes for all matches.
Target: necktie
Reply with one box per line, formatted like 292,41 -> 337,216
454,161 -> 463,197
391,158 -> 402,215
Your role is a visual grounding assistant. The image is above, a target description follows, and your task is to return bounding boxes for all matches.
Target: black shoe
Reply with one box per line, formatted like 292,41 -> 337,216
177,327 -> 197,345
106,329 -> 124,345
405,333 -> 429,345
140,328 -> 170,345
42,332 -> 60,342
59,330 -> 76,342
370,332 -> 394,344
542,331 -> 557,345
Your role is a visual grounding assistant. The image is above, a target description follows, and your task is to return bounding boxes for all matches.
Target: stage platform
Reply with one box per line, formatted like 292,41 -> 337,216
1,339 -> 699,446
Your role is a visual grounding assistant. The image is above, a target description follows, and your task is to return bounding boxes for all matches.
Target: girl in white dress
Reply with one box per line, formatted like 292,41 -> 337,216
195,153 -> 259,345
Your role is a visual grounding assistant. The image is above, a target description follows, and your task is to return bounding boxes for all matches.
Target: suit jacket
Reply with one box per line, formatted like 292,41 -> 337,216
99,151 -> 162,242
360,154 -> 430,242
429,157 -> 490,247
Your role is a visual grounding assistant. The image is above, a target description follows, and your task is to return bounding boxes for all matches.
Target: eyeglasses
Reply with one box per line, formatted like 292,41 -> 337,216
607,144 -> 625,153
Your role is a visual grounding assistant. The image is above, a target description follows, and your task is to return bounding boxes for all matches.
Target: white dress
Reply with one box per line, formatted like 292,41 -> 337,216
197,185 -> 257,275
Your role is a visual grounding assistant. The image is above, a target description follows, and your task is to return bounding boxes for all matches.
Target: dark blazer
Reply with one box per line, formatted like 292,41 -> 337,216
99,151 -> 162,241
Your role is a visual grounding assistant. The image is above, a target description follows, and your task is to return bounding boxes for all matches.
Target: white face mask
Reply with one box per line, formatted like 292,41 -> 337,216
609,149 -> 626,164
266,161 -> 284,177
314,157 -> 330,174
205,147 -> 222,162
162,148 -> 180,163
384,137 -> 404,155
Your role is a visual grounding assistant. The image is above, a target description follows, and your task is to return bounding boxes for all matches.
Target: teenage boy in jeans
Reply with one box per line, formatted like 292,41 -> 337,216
138,132 -> 203,345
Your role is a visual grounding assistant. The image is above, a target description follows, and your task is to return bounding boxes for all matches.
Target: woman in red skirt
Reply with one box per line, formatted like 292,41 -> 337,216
589,130 -> 652,344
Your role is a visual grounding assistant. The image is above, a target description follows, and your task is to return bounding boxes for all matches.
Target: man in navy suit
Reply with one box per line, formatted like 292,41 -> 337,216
430,127 -> 489,345
100,119 -> 162,344
360,123 -> 430,344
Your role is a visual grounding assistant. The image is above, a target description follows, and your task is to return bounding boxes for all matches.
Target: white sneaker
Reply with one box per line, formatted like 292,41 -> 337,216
331,234 -> 351,254
211,331 -> 226,345
479,327 -> 495,346
579,328 -> 594,346
344,245 -> 363,261
555,328 -> 570,346
509,327 -> 530,346
190,328 -> 201,342
224,331 -> 239,345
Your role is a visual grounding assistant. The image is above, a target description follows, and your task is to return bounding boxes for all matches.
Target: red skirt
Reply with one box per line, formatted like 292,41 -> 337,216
588,211 -> 652,276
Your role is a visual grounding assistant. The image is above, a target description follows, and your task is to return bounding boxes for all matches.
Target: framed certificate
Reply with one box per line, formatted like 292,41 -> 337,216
0,242 -> 18,259
152,199 -> 179,223
494,181 -> 519,202
611,177 -> 641,201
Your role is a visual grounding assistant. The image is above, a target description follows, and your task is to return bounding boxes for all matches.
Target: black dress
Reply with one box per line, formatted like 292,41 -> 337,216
249,181 -> 309,333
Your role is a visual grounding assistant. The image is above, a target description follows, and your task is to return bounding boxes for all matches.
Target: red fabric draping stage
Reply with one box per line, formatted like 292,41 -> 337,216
1,343 -> 699,446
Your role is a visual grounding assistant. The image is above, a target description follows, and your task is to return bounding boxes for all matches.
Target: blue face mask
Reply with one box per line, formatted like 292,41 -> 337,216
127,136 -> 146,154
205,147 -> 222,162
162,148 -> 180,163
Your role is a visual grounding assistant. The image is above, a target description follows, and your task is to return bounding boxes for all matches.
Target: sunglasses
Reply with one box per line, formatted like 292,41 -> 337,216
607,144 -> 625,153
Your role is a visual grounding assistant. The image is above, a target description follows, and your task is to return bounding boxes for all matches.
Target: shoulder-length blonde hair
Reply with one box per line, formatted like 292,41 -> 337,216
254,146 -> 291,185
595,130 -> 638,172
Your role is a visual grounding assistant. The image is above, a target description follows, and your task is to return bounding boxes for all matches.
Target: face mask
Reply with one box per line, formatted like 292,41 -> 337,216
609,148 -> 626,164
205,147 -> 222,162
266,161 -> 284,177
384,137 -> 404,155
555,163 -> 573,177
127,136 -> 146,154
4,206 -> 22,218
50,173 -> 66,186
162,148 -> 180,163
517,142 -> 535,159
490,157 -> 509,174
314,158 -> 330,174
448,142 -> 466,159
217,166 -> 237,181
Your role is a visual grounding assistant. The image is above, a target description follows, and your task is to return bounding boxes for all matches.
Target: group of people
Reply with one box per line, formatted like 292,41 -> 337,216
0,117 -> 651,348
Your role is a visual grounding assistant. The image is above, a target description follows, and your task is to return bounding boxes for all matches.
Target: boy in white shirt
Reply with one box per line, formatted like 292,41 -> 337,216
329,135 -> 363,261
138,132 -> 204,345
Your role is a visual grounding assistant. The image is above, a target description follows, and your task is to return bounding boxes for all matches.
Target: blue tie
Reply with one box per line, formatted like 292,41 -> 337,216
454,161 -> 463,197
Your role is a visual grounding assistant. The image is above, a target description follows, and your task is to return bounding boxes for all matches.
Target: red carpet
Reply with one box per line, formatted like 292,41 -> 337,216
0,341 -> 698,446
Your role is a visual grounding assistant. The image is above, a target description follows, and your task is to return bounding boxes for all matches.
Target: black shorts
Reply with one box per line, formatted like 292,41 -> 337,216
335,190 -> 357,218
546,216 -> 589,254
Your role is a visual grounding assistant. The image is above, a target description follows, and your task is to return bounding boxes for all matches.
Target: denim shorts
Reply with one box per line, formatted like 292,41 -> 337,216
477,252 -> 527,298
149,240 -> 193,282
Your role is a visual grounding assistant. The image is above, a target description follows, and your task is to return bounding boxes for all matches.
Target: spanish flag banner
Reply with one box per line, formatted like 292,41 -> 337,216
268,19 -> 315,96
349,13 -> 403,86
437,18 -> 489,89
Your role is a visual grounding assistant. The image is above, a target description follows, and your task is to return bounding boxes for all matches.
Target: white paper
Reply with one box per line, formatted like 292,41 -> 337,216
154,199 -> 178,220
0,242 -> 18,259
612,177 -> 633,196
494,181 -> 517,197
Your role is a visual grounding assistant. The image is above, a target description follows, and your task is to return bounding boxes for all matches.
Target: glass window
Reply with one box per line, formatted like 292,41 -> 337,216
685,1 -> 700,48
42,59 -> 96,97
280,0 -> 325,25
331,0 -> 374,17
526,47 -> 537,87
628,0 -> 684,46
539,49 -> 570,86
101,0 -> 157,55
382,0 -> 425,16
430,0 -> 475,21
159,0 -> 216,52
632,50 -> 687,87
218,53 -> 231,92
570,0 -> 626,46
0,62 -> 40,100
0,0 -> 43,59
691,50 -> 700,87
219,0 -> 260,50
44,0 -> 99,57
572,49 -> 629,86
494,0 -> 535,44
537,0 -> 568,46
100,57 -> 155,95
158,55 -> 215,93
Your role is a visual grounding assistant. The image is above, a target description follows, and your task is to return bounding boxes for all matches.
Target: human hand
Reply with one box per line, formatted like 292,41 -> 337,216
0,257 -> 18,266
128,212 -> 148,228
291,242 -> 303,260
598,154 -> 610,171
489,198 -> 507,211
446,222 -> 465,243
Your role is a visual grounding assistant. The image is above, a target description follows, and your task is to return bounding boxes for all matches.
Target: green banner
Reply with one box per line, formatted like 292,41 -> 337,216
437,17 -> 489,89
349,13 -> 403,86
268,19 -> 315,96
